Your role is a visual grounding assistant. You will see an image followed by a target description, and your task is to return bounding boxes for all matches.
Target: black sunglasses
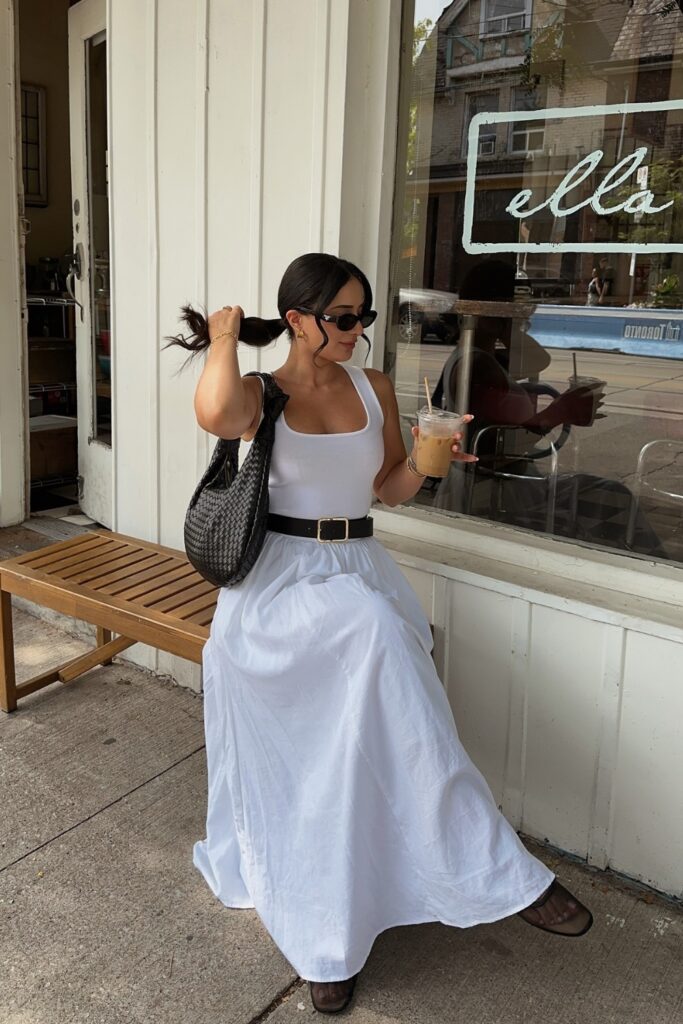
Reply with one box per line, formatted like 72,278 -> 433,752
297,308 -> 378,332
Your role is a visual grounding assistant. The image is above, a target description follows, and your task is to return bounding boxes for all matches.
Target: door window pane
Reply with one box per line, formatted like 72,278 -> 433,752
387,1 -> 683,565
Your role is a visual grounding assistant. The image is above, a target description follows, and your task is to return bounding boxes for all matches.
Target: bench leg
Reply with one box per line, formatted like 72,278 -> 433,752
97,626 -> 113,665
0,588 -> 17,714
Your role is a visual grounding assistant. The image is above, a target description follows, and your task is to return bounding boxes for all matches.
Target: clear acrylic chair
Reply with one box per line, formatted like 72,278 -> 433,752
626,440 -> 683,550
467,425 -> 559,533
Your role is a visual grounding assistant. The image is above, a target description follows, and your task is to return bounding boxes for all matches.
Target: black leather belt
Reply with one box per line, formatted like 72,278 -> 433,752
266,513 -> 373,543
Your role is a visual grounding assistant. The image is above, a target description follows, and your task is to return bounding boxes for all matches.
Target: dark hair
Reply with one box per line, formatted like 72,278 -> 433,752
459,259 -> 515,303
164,252 -> 373,364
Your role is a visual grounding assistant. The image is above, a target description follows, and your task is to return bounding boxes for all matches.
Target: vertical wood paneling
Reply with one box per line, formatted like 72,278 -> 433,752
110,0 -> 157,542
194,0 -> 211,481
446,581 -> 513,802
205,0 -> 263,375
148,0 -> 160,547
156,0 -> 203,548
247,0 -> 266,333
258,0 -> 323,376
308,0 -> 330,251
587,624 -> 626,869
522,606 -> 605,856
501,597 -> 532,826
610,631 -> 683,896
154,0 -> 208,691
321,0 -> 349,254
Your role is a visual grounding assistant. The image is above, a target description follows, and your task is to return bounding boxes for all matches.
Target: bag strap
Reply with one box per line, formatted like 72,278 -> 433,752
245,371 -> 289,424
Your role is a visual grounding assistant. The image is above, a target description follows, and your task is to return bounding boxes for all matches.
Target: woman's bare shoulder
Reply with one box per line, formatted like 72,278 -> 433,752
362,367 -> 393,393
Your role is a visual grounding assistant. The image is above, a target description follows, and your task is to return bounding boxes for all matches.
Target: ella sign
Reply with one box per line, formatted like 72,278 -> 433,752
463,100 -> 683,254
505,147 -> 671,220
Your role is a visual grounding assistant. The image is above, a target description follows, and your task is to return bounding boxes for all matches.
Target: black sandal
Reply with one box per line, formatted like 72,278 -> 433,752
309,974 -> 358,1014
518,878 -> 593,937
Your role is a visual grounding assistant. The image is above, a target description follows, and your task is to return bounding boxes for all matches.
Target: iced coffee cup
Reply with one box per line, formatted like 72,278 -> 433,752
414,407 -> 465,478
567,375 -> 605,424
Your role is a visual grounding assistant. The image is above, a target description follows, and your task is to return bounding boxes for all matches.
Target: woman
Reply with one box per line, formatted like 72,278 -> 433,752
586,267 -> 603,306
169,253 -> 592,1015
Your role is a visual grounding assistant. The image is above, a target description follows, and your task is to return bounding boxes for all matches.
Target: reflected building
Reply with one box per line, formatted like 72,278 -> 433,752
408,0 -> 683,307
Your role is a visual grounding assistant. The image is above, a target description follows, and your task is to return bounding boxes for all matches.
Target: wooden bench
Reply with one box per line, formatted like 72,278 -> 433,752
0,530 -> 218,713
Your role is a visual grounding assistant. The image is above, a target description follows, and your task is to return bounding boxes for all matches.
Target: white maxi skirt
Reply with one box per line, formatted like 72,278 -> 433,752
193,532 -> 553,982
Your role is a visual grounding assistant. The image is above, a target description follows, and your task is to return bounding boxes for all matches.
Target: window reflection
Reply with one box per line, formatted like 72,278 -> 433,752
388,0 -> 683,564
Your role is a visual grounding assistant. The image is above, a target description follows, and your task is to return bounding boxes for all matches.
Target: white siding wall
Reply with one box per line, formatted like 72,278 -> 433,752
383,528 -> 683,898
109,0 -> 357,681
100,0 -> 683,897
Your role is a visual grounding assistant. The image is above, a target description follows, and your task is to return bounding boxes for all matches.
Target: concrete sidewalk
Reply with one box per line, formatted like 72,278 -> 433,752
1,604 -> 681,1024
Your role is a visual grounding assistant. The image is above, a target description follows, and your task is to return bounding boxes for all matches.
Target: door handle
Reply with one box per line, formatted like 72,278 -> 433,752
66,242 -> 85,321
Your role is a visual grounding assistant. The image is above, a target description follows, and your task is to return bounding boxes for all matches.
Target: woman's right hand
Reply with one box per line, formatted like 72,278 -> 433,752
551,385 -> 603,427
208,304 -> 244,343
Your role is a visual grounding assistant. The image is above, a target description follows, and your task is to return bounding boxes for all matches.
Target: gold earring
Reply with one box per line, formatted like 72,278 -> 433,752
296,329 -> 304,339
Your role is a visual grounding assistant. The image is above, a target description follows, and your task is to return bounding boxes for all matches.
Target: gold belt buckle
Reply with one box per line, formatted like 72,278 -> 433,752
316,517 -> 350,542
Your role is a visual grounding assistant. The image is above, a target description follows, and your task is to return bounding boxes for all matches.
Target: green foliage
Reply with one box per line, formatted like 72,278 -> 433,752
651,274 -> 682,308
614,157 -> 683,246
521,21 -> 587,89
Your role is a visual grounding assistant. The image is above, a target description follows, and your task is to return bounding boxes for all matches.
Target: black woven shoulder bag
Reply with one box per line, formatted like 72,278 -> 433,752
184,372 -> 289,588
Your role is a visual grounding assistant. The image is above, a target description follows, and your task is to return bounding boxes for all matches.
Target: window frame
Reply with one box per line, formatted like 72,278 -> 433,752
20,83 -> 47,207
480,0 -> 532,39
463,89 -> 500,158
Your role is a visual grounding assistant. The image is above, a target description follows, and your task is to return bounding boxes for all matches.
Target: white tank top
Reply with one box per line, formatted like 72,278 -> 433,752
268,364 -> 385,519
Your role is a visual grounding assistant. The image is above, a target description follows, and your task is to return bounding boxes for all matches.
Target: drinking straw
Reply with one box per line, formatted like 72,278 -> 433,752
572,352 -> 578,380
424,376 -> 432,414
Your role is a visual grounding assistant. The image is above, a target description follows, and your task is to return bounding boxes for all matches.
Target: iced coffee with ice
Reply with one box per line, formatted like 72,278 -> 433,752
415,408 -> 465,478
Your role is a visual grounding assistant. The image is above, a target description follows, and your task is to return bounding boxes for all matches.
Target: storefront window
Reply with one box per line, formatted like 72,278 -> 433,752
387,0 -> 683,565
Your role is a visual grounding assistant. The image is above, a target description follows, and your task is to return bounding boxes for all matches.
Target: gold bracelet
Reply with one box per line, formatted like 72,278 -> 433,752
406,455 -> 426,478
211,329 -> 239,345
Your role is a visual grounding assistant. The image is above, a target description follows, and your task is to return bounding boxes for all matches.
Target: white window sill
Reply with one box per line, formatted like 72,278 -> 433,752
372,504 -> 683,641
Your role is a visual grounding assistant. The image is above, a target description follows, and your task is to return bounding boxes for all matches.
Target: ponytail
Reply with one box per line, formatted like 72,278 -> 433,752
163,304 -> 287,357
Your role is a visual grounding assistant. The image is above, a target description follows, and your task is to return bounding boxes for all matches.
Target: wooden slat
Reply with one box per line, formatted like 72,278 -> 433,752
24,539 -> 119,575
37,543 -> 127,579
174,592 -> 219,620
25,535 -> 115,571
115,564 -> 196,603
151,578 -> 216,612
189,605 -> 218,626
85,554 -> 173,593
14,531 -> 109,566
61,548 -> 158,585
48,540 -> 139,576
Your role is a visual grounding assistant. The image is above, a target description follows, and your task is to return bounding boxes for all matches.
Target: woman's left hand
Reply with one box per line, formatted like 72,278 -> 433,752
410,416 -> 478,464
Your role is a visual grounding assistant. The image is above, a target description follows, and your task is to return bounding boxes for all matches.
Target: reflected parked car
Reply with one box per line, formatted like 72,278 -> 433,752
396,287 -> 459,343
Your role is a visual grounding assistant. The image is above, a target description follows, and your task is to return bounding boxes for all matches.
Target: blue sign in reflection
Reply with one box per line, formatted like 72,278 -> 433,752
528,306 -> 683,359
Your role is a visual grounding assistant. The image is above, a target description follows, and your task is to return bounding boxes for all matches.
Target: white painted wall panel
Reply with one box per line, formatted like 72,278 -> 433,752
522,606 -> 604,857
156,0 -> 206,549
109,0 -> 158,548
206,0 -> 264,349
447,581 -> 513,803
610,631 -> 683,895
385,542 -> 683,896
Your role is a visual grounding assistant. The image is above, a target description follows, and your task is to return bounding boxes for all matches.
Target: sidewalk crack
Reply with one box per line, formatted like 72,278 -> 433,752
247,978 -> 306,1024
0,744 -> 206,873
